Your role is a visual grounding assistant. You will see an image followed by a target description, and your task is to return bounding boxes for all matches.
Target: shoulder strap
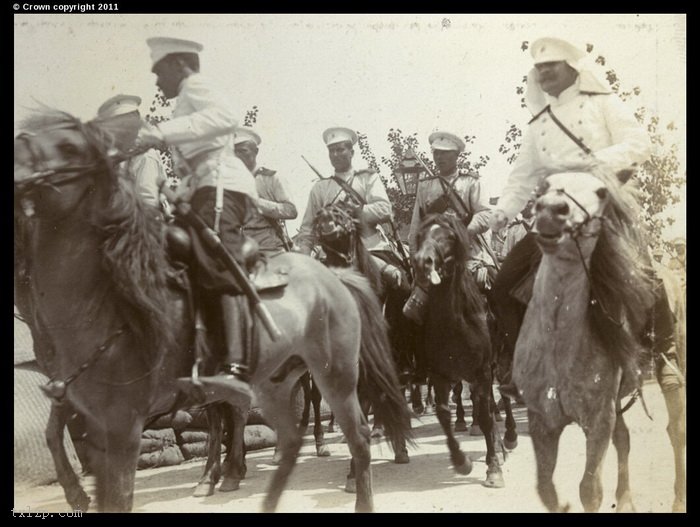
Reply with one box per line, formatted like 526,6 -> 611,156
330,174 -> 367,206
436,175 -> 473,227
544,105 -> 593,155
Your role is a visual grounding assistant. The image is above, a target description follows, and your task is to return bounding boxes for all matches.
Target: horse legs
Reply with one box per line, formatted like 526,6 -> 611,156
528,410 -> 567,512
660,382 -> 686,512
298,372 -> 312,434
310,378 -> 330,457
473,374 -> 504,488
219,402 -> 249,492
579,413 -> 614,513
65,408 -> 92,474
611,407 -> 634,512
193,405 -> 223,497
259,385 -> 305,513
501,396 -> 518,450
93,417 -> 143,512
45,403 -> 91,511
453,382 -> 468,432
322,389 -> 373,512
433,376 -> 471,475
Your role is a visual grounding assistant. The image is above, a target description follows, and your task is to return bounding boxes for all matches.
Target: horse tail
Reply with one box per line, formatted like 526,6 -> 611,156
337,270 -> 414,451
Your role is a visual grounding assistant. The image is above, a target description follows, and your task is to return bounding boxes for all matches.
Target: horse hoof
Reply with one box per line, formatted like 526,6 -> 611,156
193,482 -> 216,497
453,456 -> 473,475
340,434 -> 347,443
68,489 -> 90,512
394,450 -> 410,464
370,427 -> 384,439
483,468 -> 505,489
271,450 -> 282,465
218,477 -> 241,492
412,404 -> 425,415
316,444 -> 331,457
344,476 -> 356,494
454,420 -> 468,432
327,424 -> 335,433
504,437 -> 518,450
469,424 -> 483,436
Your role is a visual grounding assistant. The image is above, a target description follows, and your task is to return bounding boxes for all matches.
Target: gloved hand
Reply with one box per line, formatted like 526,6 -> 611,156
135,122 -> 165,150
490,209 -> 508,232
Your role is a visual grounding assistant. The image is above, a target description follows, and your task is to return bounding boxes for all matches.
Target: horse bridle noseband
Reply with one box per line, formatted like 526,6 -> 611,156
313,204 -> 359,267
14,124 -> 114,197
537,185 -> 622,328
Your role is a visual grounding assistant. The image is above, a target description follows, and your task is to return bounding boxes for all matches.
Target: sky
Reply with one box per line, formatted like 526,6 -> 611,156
14,13 -> 686,239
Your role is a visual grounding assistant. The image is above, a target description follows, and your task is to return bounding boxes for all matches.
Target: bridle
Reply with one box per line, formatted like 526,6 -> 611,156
416,221 -> 457,284
14,122 -> 112,198
536,184 -> 622,328
313,204 -> 359,267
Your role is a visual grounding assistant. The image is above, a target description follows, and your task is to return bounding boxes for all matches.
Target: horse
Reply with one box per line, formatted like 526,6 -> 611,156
312,202 -> 413,467
412,213 -> 505,488
512,169 -> 680,512
13,109 -> 412,512
14,140 -> 247,503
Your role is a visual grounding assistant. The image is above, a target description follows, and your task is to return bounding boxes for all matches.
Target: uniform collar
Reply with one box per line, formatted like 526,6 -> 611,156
544,77 -> 581,106
439,169 -> 460,184
334,167 -> 354,180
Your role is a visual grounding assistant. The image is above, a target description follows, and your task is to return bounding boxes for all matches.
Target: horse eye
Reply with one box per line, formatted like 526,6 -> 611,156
595,188 -> 608,200
58,142 -> 81,158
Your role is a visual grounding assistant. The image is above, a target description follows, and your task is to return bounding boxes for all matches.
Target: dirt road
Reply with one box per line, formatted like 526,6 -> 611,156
13,380 -> 682,513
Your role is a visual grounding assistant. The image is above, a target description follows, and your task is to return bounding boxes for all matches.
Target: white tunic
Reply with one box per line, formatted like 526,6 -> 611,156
498,79 -> 651,220
158,73 -> 257,199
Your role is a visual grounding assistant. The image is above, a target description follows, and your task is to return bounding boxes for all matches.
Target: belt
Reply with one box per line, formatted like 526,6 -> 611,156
186,147 -> 225,172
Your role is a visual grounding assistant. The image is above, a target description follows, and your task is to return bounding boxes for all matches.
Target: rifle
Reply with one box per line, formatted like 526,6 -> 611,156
408,149 -> 501,272
160,172 -> 283,342
301,155 -> 414,280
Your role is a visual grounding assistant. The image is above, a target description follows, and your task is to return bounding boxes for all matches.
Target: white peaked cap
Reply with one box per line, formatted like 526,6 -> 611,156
429,131 -> 466,153
233,126 -> 262,146
530,37 -> 586,65
97,94 -> 142,119
147,36 -> 203,68
323,127 -> 358,146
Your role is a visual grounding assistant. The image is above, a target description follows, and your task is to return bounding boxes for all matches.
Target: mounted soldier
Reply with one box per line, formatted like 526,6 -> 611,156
135,36 -> 264,399
233,126 -> 297,255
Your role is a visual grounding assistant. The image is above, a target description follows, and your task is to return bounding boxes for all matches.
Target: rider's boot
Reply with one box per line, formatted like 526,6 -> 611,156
204,294 -> 253,400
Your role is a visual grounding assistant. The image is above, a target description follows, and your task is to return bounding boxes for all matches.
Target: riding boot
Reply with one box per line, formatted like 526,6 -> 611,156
203,294 -> 253,401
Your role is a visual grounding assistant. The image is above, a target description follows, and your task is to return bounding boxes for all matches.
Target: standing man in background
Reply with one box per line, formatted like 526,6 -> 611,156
233,126 -> 297,255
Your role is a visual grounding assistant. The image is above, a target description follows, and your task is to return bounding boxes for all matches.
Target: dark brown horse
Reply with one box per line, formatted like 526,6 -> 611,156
13,109 -> 412,512
413,213 -> 505,488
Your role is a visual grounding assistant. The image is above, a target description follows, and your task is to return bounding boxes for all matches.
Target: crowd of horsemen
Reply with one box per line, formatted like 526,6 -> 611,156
93,34 -> 684,406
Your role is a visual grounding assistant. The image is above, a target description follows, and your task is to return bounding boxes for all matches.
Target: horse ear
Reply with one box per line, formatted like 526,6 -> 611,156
596,187 -> 608,200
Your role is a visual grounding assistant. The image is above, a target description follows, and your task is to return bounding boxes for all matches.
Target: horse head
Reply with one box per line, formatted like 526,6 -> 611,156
532,171 -> 611,259
14,111 -> 118,221
413,213 -> 471,287
313,202 -> 359,266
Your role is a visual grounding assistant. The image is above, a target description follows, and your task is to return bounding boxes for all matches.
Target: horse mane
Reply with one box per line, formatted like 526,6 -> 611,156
417,214 -> 489,342
19,107 -> 177,361
587,168 -> 655,378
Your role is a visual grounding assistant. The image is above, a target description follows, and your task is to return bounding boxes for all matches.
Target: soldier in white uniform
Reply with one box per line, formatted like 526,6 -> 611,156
233,126 -> 297,255
296,127 -> 393,256
408,131 -> 494,290
136,36 -> 258,396
96,94 -> 169,215
488,37 -> 676,398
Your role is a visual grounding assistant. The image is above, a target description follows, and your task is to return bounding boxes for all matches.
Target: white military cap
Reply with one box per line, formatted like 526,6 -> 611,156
233,126 -> 262,146
97,94 -> 142,119
530,37 -> 586,65
146,36 -> 203,68
429,131 -> 466,153
323,127 -> 358,146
